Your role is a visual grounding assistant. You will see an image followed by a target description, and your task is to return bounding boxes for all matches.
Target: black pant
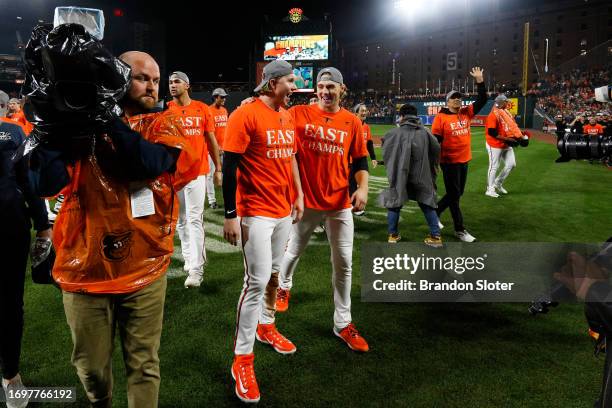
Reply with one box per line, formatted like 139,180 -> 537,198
0,210 -> 30,380
437,162 -> 469,232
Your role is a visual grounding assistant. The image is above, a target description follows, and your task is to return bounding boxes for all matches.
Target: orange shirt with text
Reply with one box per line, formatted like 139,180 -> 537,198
431,105 -> 476,163
290,104 -> 367,211
167,100 -> 215,176
224,98 -> 296,218
209,104 -> 228,150
584,124 -> 604,136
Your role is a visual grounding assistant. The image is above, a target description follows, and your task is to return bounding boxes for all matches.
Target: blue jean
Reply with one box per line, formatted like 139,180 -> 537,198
387,203 -> 440,237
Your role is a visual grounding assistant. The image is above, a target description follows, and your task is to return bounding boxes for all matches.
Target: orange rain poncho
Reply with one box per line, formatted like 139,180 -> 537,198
52,110 -> 199,294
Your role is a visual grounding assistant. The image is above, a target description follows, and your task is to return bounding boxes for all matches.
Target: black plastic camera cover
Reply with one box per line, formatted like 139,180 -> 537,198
22,23 -> 131,143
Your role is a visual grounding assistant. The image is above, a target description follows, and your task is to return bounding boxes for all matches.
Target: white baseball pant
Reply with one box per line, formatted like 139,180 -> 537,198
177,175 -> 207,276
234,215 -> 293,355
486,143 -> 516,189
205,155 -> 217,205
278,207 -> 353,330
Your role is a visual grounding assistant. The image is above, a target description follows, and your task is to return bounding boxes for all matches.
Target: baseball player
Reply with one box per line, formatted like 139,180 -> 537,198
485,94 -> 528,197
351,103 -> 377,216
168,71 -> 222,288
431,67 -> 486,242
207,88 -> 229,209
223,59 -> 304,404
3,98 -> 33,134
275,67 -> 370,353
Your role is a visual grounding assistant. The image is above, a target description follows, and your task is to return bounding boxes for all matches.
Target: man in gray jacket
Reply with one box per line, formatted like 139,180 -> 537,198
378,104 -> 442,246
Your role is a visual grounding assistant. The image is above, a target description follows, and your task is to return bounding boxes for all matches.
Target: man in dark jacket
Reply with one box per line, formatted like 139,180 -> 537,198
378,104 -> 442,247
0,117 -> 51,408
570,116 -> 585,134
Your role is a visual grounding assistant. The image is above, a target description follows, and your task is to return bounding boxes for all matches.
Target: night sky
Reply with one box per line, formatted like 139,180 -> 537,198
0,0 -> 569,82
0,0 -> 375,82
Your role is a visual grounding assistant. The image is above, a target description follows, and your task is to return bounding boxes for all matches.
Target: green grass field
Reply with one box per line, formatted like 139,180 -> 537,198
22,126 -> 612,407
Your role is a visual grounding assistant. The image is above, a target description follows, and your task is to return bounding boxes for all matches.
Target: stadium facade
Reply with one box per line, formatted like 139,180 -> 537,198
340,0 -> 611,94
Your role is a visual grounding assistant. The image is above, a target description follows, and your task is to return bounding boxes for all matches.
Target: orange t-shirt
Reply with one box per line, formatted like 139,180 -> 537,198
290,104 -> 367,211
224,98 -> 296,218
167,99 -> 215,176
4,111 -> 33,134
209,104 -> 228,150
431,105 -> 476,163
583,124 -> 604,136
485,111 -> 510,149
362,123 -> 372,143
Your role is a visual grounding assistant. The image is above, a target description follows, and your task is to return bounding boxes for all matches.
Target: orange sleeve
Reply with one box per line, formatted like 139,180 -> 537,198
288,105 -> 299,121
223,107 -> 251,154
349,117 -> 368,159
485,112 -> 497,130
431,114 -> 444,137
365,125 -> 372,142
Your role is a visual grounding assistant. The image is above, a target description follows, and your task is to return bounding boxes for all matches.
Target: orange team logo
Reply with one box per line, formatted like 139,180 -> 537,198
101,231 -> 134,262
289,8 -> 303,24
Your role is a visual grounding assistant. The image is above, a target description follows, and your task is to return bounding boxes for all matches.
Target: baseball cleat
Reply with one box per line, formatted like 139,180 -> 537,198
334,323 -> 369,352
184,273 -> 203,288
485,188 -> 500,198
231,353 -> 260,403
387,233 -> 401,243
495,184 -> 508,194
276,288 -> 290,312
424,235 -> 443,248
256,323 -> 296,354
455,230 -> 476,243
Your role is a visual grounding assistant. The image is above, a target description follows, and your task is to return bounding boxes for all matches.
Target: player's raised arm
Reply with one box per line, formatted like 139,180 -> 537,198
469,67 -> 487,115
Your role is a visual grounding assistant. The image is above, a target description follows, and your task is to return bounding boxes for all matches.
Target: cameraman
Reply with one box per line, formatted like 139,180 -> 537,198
569,116 -> 585,135
29,51 -> 198,408
555,114 -> 567,138
554,242 -> 612,408
0,117 -> 51,406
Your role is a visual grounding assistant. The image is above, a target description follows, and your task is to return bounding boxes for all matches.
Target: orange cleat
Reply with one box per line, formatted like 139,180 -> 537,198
276,288 -> 291,312
256,323 -> 297,354
334,323 -> 369,352
231,353 -> 260,403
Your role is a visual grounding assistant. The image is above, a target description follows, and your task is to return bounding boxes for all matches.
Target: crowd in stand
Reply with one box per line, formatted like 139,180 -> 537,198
532,66 -> 610,123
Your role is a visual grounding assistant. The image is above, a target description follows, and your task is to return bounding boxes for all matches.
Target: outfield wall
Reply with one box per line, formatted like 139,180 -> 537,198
370,96 -> 536,127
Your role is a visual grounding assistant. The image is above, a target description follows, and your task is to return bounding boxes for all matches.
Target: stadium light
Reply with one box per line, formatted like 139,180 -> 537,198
392,0 -> 451,20
393,0 -> 427,15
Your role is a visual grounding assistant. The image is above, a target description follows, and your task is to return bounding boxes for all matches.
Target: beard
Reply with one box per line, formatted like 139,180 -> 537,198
138,95 -> 157,110
123,94 -> 157,114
